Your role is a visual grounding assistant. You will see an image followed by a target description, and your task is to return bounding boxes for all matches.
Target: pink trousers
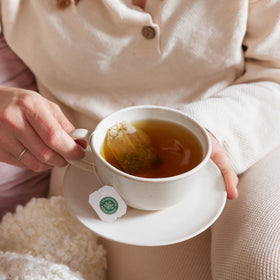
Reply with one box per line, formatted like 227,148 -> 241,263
0,33 -> 50,219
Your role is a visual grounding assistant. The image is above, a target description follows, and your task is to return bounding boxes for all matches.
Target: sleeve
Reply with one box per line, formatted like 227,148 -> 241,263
183,0 -> 280,174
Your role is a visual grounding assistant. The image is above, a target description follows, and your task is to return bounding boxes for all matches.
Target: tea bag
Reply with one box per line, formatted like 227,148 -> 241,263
105,121 -> 160,175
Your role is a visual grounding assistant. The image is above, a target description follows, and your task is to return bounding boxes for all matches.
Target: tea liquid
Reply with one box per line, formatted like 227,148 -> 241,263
102,119 -> 203,178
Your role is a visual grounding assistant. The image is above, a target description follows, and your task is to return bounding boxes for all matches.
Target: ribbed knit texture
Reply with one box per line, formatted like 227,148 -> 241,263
101,229 -> 212,280
211,146 -> 280,280
99,147 -> 280,280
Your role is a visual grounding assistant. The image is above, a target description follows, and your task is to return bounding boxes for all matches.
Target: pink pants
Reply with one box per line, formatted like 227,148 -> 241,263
0,33 -> 50,219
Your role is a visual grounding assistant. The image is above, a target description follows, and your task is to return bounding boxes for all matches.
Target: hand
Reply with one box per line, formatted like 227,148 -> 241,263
0,86 -> 85,171
208,132 -> 239,199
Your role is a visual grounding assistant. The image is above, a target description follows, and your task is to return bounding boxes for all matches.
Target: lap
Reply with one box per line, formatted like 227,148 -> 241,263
211,146 -> 280,280
102,147 -> 280,280
101,228 -> 212,280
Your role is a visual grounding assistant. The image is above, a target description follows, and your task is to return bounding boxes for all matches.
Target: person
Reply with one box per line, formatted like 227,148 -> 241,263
0,0 -> 279,279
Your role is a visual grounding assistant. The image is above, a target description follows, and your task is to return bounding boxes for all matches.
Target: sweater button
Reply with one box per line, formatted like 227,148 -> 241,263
142,26 -> 156,39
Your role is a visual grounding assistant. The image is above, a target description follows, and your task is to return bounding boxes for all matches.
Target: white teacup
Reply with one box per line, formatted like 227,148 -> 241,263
69,105 -> 211,210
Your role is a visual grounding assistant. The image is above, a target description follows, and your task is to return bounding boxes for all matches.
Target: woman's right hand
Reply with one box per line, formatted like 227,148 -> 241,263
0,86 -> 85,171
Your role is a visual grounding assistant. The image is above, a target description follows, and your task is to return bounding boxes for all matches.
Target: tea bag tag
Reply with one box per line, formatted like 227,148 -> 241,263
88,186 -> 127,222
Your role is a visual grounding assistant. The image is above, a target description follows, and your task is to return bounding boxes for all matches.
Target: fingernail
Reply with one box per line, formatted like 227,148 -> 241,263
75,139 -> 87,149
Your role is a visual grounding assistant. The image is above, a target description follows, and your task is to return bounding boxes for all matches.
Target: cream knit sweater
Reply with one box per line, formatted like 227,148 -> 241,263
1,0 -> 280,175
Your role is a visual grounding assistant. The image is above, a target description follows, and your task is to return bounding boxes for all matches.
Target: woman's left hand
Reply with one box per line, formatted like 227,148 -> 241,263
208,133 -> 239,200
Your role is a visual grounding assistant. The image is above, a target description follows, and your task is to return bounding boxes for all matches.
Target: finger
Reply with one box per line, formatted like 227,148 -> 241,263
0,144 -> 52,172
25,102 -> 85,160
51,104 -> 88,149
0,88 -> 75,168
14,121 -> 69,167
49,102 -> 75,133
15,147 -> 53,172
222,166 -> 239,200
0,126 -> 56,171
207,132 -> 238,199
0,105 -> 70,167
0,131 -> 27,166
0,149 -> 26,169
211,150 -> 239,199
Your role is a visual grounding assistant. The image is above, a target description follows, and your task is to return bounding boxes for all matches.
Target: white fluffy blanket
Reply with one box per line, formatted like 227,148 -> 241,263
0,251 -> 85,280
0,196 -> 107,280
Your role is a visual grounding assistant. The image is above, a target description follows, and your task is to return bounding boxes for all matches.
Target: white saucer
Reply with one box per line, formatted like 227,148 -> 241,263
63,160 -> 226,246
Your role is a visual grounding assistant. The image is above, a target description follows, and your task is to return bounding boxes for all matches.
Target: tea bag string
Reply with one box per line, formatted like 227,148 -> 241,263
89,153 -> 104,186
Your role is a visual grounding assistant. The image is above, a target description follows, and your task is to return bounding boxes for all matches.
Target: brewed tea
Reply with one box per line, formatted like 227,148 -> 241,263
102,119 -> 203,178
105,121 -> 160,175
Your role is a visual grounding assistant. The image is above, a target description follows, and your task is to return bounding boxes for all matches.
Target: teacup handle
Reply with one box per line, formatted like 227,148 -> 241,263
68,128 -> 94,172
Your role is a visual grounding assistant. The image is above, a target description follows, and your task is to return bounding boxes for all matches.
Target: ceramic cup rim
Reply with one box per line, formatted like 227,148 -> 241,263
90,105 -> 212,183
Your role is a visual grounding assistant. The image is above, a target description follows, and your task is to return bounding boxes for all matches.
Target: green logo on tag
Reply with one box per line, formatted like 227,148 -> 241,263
100,197 -> 118,215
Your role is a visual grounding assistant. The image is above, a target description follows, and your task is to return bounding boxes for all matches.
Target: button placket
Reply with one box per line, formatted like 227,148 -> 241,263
139,0 -> 164,54
104,0 -> 161,54
137,18 -> 161,55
